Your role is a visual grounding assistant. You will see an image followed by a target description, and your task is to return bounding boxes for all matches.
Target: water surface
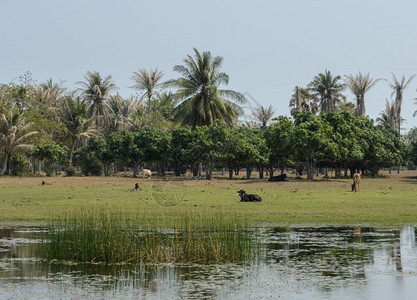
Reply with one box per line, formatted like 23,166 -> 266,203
1,225 -> 416,299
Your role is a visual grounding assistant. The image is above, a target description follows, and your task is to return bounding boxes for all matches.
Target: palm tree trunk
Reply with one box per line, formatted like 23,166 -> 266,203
306,159 -> 315,180
295,86 -> 300,109
198,162 -> 202,177
69,142 -> 76,167
132,162 -> 139,178
246,167 -> 252,179
397,106 -> 401,175
228,167 -> 233,179
258,166 -> 264,179
0,155 -> 8,176
147,94 -> 152,114
205,161 -> 213,180
268,166 -> 274,179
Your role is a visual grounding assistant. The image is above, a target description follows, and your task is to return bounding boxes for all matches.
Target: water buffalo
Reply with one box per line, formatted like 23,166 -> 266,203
237,190 -> 262,202
268,174 -> 288,182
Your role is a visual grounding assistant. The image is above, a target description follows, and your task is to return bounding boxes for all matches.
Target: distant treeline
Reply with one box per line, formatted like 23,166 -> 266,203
2,49 -> 417,178
6,111 -> 416,179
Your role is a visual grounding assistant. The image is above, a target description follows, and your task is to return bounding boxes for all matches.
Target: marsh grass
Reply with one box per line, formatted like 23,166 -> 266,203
40,211 -> 257,264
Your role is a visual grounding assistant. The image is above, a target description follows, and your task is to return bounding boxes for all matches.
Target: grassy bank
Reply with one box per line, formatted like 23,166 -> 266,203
41,211 -> 255,264
1,171 -> 417,225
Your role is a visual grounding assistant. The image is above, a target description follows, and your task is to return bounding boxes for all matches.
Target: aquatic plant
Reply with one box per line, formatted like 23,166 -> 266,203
40,211 -> 257,264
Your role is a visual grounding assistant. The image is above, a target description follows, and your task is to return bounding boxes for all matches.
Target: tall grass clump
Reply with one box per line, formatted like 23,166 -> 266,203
40,211 -> 258,264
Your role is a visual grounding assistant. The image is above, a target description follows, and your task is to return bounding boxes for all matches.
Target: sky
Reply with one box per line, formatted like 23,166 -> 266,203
2,0 -> 417,131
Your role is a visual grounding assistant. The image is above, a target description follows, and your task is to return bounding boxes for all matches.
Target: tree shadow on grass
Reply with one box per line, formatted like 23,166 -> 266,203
399,176 -> 417,183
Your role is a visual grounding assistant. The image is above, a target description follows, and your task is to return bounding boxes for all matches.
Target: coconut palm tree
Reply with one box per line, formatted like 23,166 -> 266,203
76,71 -> 117,127
412,98 -> 417,118
385,74 -> 415,135
289,86 -> 319,117
130,68 -> 164,113
252,105 -> 275,130
0,110 -> 37,175
308,70 -> 345,113
104,94 -> 136,133
35,78 -> 65,118
61,97 -> 94,167
377,99 -> 398,128
167,48 -> 246,127
344,72 -> 380,117
39,78 -> 62,91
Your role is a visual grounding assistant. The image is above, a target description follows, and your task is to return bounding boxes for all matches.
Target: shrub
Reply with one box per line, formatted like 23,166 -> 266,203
65,166 -> 77,177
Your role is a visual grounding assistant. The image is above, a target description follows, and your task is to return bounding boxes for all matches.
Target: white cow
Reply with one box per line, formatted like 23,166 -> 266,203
142,169 -> 152,179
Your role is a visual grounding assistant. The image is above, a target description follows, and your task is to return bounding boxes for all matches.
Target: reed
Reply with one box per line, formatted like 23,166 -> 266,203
40,211 -> 257,264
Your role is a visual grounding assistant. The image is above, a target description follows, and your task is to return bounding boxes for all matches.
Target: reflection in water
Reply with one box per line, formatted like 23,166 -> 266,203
1,226 -> 417,299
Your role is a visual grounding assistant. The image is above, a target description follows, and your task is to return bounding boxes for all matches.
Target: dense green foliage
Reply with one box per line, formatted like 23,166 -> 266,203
1,51 -> 417,178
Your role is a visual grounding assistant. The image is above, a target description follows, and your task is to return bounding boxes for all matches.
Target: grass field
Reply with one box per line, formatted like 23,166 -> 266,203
1,170 -> 417,226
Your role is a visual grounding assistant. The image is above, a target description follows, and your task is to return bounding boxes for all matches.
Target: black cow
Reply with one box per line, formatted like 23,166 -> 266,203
237,190 -> 262,202
268,174 -> 288,182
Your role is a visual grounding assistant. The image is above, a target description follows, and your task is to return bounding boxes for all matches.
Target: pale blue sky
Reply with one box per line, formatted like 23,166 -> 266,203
2,0 -> 417,130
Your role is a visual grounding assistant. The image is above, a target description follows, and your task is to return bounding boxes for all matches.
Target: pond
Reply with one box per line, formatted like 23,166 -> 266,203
0,225 -> 416,299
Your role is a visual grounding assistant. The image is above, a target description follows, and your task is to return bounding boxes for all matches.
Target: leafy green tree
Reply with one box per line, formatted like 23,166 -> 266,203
201,121 -> 227,179
9,154 -> 32,176
31,143 -> 68,176
221,127 -> 269,179
308,70 -> 345,113
134,127 -> 170,176
222,128 -> 244,179
169,126 -> 205,176
344,72 -> 380,117
74,136 -> 105,176
115,131 -> 141,177
76,71 -> 117,127
321,110 -> 367,177
0,74 -> 37,111
239,127 -> 269,179
292,112 -> 337,179
264,116 -> 295,178
95,134 -> 121,176
410,137 -> 417,167
167,48 -> 246,127
360,124 -> 404,175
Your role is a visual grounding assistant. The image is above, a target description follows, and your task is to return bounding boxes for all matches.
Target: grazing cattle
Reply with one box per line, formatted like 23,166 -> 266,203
142,169 -> 152,179
352,173 -> 361,192
237,190 -> 262,202
268,174 -> 288,182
